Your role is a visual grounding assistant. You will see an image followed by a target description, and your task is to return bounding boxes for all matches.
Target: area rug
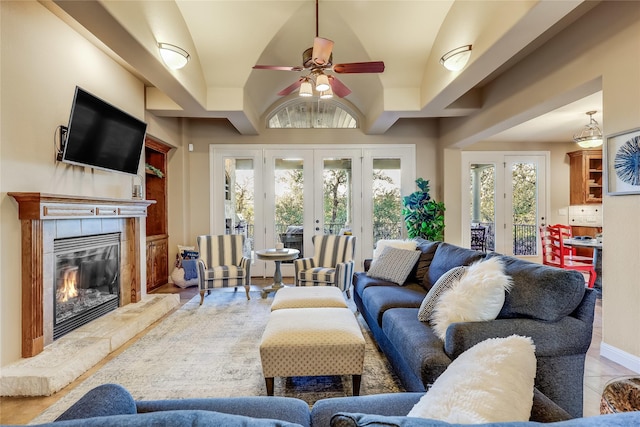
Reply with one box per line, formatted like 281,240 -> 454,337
30,289 -> 403,423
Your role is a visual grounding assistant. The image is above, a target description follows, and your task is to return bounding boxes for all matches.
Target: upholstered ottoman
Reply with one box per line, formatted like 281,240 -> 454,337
259,307 -> 365,396
270,286 -> 347,311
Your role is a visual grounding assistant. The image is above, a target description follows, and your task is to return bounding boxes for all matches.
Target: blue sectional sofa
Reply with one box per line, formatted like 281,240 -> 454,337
18,383 -> 640,426
353,240 -> 597,418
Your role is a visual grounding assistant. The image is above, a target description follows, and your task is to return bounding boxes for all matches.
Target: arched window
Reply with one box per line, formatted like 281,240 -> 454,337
267,97 -> 358,129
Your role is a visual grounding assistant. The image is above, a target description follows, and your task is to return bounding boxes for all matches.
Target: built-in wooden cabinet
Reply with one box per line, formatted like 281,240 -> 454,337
568,149 -> 603,205
145,136 -> 171,292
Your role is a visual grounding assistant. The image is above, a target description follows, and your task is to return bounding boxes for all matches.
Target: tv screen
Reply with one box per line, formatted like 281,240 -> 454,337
61,87 -> 147,176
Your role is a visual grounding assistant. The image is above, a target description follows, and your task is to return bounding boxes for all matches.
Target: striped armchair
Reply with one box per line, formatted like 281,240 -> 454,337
196,235 -> 251,305
294,235 -> 356,298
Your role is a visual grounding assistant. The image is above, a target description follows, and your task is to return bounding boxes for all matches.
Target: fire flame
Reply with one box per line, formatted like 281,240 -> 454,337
58,267 -> 78,302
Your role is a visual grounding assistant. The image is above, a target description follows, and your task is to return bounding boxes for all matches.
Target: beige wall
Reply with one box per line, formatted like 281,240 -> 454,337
0,2 -> 175,365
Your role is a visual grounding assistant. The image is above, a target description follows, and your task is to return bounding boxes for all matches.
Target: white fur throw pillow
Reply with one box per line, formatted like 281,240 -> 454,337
431,257 -> 513,340
373,239 -> 418,259
407,335 -> 536,423
417,266 -> 467,322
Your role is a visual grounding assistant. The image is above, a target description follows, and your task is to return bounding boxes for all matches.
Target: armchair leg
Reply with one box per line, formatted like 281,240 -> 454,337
244,284 -> 251,300
345,289 -> 351,299
199,290 -> 205,306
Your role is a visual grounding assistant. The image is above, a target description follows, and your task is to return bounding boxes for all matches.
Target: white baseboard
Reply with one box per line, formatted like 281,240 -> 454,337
600,342 -> 640,374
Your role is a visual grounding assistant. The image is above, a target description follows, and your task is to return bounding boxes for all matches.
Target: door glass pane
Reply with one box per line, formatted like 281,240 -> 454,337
224,158 -> 254,259
323,158 -> 352,235
372,159 -> 403,245
511,162 -> 538,256
469,164 -> 495,252
274,158 -> 305,258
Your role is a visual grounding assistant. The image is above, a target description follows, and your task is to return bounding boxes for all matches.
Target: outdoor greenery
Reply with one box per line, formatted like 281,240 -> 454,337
231,166 -> 402,236
473,163 -> 537,225
402,178 -> 445,241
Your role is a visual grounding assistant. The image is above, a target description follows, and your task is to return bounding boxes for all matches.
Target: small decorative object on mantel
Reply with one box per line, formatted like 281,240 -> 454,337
605,127 -> 640,195
145,163 -> 164,178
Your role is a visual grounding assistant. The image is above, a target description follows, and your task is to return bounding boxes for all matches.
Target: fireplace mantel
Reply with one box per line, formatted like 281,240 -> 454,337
9,193 -> 155,357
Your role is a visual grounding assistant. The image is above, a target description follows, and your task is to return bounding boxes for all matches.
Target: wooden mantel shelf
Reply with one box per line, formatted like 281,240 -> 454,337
8,192 -> 154,358
8,192 -> 155,220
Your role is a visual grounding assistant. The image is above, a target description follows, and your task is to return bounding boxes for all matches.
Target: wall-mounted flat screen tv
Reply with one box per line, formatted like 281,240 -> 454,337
61,86 -> 147,176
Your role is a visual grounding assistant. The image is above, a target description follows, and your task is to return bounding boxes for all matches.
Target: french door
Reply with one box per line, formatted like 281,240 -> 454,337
461,152 -> 548,258
211,144 -> 415,276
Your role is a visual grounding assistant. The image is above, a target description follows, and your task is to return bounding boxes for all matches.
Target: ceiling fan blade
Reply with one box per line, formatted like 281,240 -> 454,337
312,37 -> 334,66
328,76 -> 351,98
253,65 -> 304,72
277,78 -> 305,96
333,61 -> 385,74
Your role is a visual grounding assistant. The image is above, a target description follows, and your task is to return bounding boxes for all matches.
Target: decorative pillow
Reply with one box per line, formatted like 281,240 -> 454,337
367,246 -> 421,285
407,335 -> 536,423
410,238 -> 440,285
373,239 -> 418,259
417,266 -> 467,322
430,257 -> 513,340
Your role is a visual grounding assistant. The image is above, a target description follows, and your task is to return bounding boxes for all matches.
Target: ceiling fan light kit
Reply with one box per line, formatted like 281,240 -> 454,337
574,110 -> 603,148
299,79 -> 314,97
158,43 -> 190,70
440,45 -> 472,71
252,0 -> 384,99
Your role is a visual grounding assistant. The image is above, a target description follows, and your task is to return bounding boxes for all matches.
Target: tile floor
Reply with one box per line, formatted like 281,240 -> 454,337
0,283 -> 636,424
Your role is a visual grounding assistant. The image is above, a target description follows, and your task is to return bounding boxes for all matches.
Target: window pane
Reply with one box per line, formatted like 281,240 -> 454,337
274,158 -> 304,258
225,158 -> 254,258
511,162 -> 538,256
372,159 -> 403,245
470,164 -> 495,252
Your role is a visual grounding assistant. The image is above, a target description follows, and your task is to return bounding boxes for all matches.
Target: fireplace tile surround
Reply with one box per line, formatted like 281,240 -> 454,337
8,193 -> 155,358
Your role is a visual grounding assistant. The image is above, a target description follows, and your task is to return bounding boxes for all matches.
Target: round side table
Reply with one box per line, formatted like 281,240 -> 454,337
256,248 -> 299,299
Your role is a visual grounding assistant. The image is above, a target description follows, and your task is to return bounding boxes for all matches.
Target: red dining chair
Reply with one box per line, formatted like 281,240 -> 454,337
549,224 -> 593,262
540,225 -> 596,288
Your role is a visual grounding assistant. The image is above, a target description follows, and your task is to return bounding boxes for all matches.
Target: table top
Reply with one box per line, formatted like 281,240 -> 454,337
256,248 -> 300,260
564,238 -> 603,249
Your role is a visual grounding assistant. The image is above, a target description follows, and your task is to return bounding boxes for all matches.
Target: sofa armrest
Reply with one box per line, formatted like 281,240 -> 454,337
311,393 -> 424,427
55,384 -> 136,421
531,388 -> 573,422
444,316 -> 593,360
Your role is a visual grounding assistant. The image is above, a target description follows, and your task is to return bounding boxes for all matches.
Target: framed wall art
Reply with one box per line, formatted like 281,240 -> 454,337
605,127 -> 640,195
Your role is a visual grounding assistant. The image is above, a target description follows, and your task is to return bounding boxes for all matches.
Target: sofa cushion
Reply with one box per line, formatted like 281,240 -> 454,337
409,239 -> 440,285
407,335 -> 536,423
374,239 -> 418,259
368,246 -> 421,285
330,411 -> 640,427
382,308 -> 451,386
430,258 -> 513,340
51,410 -> 303,426
486,253 -> 586,322
423,243 -> 485,290
417,266 -> 467,322
361,284 -> 426,325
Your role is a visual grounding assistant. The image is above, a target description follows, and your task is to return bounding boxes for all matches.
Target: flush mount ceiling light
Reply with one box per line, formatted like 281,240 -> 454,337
158,43 -> 190,70
440,45 -> 472,71
574,111 -> 603,148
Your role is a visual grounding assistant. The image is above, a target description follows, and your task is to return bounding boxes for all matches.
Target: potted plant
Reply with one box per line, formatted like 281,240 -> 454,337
402,178 -> 445,241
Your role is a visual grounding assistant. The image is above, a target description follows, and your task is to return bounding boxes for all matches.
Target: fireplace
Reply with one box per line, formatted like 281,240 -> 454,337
53,233 -> 121,339
8,192 -> 154,357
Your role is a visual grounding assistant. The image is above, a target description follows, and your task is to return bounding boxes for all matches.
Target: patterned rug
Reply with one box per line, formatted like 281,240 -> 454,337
31,289 -> 403,423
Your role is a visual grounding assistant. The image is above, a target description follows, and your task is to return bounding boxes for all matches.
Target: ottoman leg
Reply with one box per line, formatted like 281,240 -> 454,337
265,377 -> 274,396
352,374 -> 361,396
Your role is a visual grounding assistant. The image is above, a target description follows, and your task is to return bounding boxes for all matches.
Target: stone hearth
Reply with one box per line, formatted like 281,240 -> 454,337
0,293 -> 179,396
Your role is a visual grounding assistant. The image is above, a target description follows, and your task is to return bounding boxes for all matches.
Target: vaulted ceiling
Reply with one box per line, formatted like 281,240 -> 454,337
49,0 -> 601,140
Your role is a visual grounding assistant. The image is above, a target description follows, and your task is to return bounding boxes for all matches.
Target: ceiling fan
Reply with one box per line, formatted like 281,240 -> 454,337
252,0 -> 385,98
